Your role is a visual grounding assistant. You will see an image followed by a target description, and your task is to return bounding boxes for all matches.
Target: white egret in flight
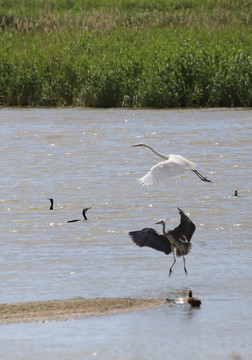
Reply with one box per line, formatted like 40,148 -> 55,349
129,208 -> 196,276
132,143 -> 211,185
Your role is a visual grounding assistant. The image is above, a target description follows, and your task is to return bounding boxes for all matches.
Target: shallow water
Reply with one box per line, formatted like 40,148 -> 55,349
0,108 -> 252,359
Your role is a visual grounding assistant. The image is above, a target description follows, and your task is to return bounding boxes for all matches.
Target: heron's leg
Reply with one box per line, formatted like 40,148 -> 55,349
183,256 -> 188,276
169,248 -> 176,277
192,170 -> 212,183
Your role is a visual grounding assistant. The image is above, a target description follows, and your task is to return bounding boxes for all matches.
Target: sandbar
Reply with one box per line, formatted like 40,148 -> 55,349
0,297 -> 166,324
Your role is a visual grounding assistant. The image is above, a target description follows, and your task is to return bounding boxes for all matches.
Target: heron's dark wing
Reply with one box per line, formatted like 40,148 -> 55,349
170,208 -> 196,242
129,228 -> 172,255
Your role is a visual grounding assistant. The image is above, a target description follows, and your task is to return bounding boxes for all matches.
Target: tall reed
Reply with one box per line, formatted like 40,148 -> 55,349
0,0 -> 251,107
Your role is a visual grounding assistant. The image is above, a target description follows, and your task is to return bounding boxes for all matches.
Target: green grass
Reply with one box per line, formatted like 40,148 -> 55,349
0,0 -> 251,107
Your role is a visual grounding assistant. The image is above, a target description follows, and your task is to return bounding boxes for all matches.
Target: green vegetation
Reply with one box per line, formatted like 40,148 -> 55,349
0,0 -> 251,107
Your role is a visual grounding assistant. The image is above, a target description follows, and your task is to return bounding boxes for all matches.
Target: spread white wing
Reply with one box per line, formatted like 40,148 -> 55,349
139,155 -> 197,186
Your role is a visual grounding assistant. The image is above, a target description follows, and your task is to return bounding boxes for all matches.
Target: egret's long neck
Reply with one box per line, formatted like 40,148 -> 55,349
142,144 -> 168,160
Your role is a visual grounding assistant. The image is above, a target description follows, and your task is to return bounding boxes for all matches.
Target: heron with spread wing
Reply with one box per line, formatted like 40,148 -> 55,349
132,143 -> 211,185
129,208 -> 196,276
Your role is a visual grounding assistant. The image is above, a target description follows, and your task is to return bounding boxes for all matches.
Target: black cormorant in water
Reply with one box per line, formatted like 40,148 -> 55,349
67,207 -> 91,223
48,198 -> 54,210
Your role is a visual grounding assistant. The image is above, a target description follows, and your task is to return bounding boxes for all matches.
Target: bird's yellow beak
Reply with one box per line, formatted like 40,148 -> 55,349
131,144 -> 142,147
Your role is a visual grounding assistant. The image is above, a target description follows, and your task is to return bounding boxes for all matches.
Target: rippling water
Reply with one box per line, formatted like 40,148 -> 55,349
0,108 -> 252,359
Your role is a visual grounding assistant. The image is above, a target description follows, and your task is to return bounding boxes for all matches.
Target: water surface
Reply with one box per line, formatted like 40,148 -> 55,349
0,108 -> 252,359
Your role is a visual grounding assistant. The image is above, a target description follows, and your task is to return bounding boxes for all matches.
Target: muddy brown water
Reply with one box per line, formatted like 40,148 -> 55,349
0,108 -> 251,359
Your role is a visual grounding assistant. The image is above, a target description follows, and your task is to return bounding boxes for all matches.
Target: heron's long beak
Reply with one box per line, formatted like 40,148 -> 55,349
155,220 -> 164,225
131,144 -> 142,147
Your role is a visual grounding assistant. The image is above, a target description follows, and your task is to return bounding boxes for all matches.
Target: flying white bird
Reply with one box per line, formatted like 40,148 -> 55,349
132,143 -> 211,185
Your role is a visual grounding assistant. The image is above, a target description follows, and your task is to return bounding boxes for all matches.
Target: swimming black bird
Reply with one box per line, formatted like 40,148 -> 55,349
67,208 -> 91,223
129,208 -> 196,276
48,198 -> 54,210
234,190 -> 238,197
187,290 -> 201,307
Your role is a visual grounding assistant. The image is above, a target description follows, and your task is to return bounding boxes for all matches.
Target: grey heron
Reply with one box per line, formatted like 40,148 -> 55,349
129,208 -> 196,276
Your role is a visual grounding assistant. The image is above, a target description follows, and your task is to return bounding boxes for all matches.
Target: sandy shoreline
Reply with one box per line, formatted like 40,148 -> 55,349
0,297 -> 166,324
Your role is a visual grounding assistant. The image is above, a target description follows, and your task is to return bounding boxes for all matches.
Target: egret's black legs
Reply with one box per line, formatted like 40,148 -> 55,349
183,256 -> 188,276
192,170 -> 212,183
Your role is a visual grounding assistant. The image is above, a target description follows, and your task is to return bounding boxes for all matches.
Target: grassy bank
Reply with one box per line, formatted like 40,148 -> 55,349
0,0 -> 251,107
